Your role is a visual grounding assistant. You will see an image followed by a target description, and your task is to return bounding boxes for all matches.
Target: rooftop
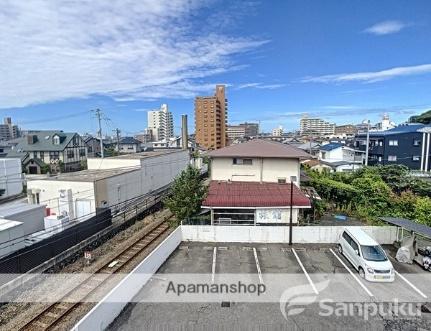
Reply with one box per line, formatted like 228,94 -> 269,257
0,201 -> 45,217
207,139 -> 310,159
105,150 -> 183,160
319,142 -> 343,151
202,181 -> 311,208
34,167 -> 139,182
357,123 -> 431,137
0,218 -> 22,232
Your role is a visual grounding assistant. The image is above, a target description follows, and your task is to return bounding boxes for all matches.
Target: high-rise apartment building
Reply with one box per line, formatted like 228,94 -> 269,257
195,85 -> 227,150
300,116 -> 335,135
147,104 -> 174,141
0,117 -> 20,141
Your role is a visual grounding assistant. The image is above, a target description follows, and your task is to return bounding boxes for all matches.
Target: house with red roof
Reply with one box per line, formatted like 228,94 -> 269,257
203,139 -> 312,225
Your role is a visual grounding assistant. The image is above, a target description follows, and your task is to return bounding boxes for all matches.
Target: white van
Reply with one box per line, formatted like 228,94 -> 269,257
338,227 -> 395,282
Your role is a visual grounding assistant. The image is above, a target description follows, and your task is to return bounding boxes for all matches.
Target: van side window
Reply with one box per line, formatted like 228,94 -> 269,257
342,231 -> 351,244
350,240 -> 359,253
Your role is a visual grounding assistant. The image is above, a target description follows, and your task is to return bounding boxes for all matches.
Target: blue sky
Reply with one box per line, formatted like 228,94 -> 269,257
1,0 -> 431,135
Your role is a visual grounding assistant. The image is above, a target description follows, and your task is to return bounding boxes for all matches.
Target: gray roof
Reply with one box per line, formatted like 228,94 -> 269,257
380,217 -> 431,239
33,167 -> 139,182
9,131 -> 79,152
207,139 -> 310,159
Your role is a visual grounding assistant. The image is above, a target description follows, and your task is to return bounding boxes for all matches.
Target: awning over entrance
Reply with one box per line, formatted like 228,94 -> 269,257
203,181 -> 311,208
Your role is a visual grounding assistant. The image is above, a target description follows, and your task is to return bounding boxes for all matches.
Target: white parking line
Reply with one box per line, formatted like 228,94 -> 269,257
387,256 -> 428,299
292,248 -> 318,295
211,247 -> 217,284
329,248 -> 374,297
253,248 -> 264,285
395,271 -> 428,299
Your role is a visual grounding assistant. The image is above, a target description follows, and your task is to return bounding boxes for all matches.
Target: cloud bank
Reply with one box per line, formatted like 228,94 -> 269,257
0,0 -> 266,108
364,20 -> 407,35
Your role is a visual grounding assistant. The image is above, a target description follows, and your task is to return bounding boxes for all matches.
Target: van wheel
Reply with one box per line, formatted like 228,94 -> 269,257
337,244 -> 343,255
358,267 -> 365,279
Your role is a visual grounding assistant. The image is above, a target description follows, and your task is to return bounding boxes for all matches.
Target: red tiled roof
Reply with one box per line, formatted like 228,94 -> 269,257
207,139 -> 310,159
203,181 -> 311,208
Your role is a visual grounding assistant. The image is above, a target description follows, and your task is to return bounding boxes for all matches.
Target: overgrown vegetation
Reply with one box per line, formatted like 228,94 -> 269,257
307,165 -> 431,225
164,165 -> 207,225
409,109 -> 431,125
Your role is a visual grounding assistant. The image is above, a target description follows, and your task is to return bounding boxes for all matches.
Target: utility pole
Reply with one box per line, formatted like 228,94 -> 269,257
365,119 -> 370,166
93,109 -> 104,158
114,128 -> 121,152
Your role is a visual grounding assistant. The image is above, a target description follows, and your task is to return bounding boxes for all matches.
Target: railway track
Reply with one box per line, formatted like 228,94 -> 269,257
19,221 -> 171,331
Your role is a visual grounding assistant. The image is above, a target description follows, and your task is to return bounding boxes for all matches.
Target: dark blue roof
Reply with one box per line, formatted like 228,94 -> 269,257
319,143 -> 343,151
357,123 -> 429,137
119,137 -> 141,145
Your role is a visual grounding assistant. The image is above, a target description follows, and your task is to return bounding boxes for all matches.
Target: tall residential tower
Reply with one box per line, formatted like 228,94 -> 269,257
147,104 -> 174,141
195,85 -> 227,150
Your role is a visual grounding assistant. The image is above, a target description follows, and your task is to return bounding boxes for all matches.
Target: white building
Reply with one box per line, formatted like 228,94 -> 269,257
147,104 -> 174,141
317,143 -> 364,172
0,202 -> 45,235
0,158 -> 23,200
27,150 -> 190,220
203,139 -> 311,225
272,126 -> 284,137
300,116 -> 335,135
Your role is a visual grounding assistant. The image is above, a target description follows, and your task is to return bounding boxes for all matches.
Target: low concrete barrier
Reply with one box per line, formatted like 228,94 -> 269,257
72,226 -> 182,331
181,225 -> 398,244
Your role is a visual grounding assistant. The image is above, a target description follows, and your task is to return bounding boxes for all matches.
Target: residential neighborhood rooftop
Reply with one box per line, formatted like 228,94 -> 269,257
207,139 -> 310,159
33,167 -> 139,182
203,181 -> 311,208
105,150 -> 183,160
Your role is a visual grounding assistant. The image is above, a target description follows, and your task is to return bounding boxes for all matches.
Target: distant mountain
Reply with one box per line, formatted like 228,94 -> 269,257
409,110 -> 431,125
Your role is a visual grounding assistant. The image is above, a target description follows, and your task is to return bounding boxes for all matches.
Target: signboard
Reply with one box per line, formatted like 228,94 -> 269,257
256,209 -> 285,223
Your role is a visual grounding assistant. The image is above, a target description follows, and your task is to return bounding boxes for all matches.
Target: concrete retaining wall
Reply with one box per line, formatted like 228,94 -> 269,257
181,225 -> 398,244
72,227 -> 182,331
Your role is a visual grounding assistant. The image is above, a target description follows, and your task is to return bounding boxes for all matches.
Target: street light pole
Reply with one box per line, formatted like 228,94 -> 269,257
289,176 -> 296,246
365,119 -> 370,166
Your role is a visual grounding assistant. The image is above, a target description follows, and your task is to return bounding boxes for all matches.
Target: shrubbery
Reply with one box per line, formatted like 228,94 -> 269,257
307,165 -> 431,225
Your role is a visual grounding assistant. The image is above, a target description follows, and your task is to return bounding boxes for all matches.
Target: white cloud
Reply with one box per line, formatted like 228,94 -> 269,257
237,82 -> 285,89
0,0 -> 267,108
364,20 -> 407,35
301,64 -> 431,84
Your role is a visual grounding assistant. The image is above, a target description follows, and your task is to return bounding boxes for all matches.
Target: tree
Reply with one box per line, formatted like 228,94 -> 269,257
414,197 -> 431,226
409,110 -> 431,124
164,166 -> 207,223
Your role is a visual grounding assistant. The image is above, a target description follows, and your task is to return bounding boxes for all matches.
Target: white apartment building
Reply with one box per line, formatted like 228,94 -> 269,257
227,125 -> 246,141
272,126 -> 284,137
147,104 -> 174,141
300,116 -> 335,135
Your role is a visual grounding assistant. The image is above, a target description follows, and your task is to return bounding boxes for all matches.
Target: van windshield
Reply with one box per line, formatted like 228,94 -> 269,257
361,245 -> 387,262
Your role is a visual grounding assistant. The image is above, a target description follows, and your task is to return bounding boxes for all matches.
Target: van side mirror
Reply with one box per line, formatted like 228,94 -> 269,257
355,249 -> 359,256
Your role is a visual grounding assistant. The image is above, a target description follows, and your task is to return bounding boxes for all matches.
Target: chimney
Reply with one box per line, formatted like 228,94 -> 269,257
181,114 -> 188,150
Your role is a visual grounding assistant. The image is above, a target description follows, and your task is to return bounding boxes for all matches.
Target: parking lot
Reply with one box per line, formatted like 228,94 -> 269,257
109,242 -> 431,330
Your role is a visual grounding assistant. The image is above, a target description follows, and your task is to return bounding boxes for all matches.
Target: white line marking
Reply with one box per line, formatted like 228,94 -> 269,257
395,271 -> 428,299
387,256 -> 428,299
211,247 -> 217,284
329,248 -> 374,297
292,248 -> 318,295
253,247 -> 264,285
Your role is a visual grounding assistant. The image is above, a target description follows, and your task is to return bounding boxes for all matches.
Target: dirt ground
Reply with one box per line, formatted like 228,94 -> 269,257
0,208 -> 173,331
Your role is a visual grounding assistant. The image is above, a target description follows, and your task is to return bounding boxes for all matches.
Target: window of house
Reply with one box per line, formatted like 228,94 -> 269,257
278,178 -> 286,184
233,158 -> 253,165
388,155 -> 397,161
53,135 -> 60,145
378,156 -> 382,162
389,140 -> 398,146
413,139 -> 421,146
413,156 -> 421,161
79,148 -> 86,157
379,141 -> 383,146
49,151 -> 59,159
40,151 -> 44,159
67,150 -> 74,159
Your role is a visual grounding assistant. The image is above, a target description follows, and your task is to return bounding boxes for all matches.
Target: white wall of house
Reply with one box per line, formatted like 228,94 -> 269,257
27,151 -> 190,220
0,158 -> 23,199
319,147 -> 343,161
211,157 -> 301,186
27,180 -> 96,219
87,157 -> 140,170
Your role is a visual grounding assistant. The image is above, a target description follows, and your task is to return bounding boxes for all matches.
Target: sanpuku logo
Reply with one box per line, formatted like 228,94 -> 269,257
279,280 -> 330,319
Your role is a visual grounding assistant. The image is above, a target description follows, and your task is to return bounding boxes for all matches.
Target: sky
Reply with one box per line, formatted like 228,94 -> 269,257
1,0 -> 431,135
